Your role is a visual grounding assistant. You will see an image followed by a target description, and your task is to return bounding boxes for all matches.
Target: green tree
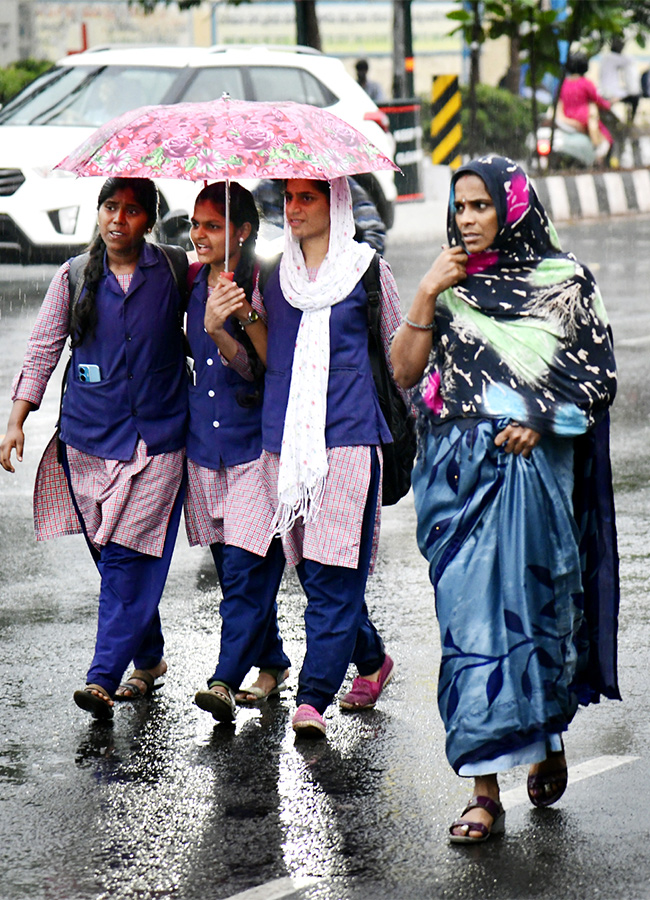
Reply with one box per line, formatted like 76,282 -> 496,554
0,59 -> 52,105
447,1 -> 650,167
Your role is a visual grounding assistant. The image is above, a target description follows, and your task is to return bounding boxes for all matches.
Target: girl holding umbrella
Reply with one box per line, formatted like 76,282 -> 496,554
185,181 -> 291,714
194,176 -> 401,735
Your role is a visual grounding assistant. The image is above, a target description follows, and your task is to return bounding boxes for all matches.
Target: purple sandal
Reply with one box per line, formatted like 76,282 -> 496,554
449,795 -> 506,844
527,758 -> 568,807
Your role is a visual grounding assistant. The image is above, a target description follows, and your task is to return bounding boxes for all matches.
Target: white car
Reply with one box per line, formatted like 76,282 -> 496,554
0,44 -> 396,263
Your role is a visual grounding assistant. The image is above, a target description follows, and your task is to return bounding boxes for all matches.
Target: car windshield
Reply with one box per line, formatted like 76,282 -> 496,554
181,66 -> 337,107
0,65 -> 180,127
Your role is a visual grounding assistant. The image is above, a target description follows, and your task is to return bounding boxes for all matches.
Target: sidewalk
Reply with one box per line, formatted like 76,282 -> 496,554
390,153 -> 650,242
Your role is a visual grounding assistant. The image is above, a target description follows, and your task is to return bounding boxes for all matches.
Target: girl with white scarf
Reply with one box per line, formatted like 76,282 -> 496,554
195,176 -> 402,736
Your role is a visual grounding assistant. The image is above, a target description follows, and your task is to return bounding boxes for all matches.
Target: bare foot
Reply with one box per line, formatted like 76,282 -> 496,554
86,683 -> 114,708
115,659 -> 167,699
528,749 -> 566,779
236,668 -> 289,703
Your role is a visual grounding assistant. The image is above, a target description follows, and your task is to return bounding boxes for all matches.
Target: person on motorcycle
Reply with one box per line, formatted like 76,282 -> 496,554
559,52 -> 613,162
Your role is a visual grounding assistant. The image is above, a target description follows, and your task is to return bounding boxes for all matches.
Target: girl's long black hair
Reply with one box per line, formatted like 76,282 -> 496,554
70,177 -> 159,347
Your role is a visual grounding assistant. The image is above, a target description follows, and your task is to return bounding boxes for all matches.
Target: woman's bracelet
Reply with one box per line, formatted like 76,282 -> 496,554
403,315 -> 435,331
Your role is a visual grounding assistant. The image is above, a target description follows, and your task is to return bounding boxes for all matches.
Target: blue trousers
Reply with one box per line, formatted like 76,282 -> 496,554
215,448 -> 385,713
61,444 -> 185,695
295,447 -> 385,713
210,537 -> 291,689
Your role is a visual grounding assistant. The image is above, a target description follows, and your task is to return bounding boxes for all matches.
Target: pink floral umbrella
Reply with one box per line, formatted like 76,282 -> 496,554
56,97 -> 398,182
56,96 -> 398,269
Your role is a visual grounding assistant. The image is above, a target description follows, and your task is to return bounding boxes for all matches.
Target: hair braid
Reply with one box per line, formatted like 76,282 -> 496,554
70,232 -> 105,347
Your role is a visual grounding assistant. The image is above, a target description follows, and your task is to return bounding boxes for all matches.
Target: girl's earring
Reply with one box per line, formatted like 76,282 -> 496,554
238,236 -> 244,247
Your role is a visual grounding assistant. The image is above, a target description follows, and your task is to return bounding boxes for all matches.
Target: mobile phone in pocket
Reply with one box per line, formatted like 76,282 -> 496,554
77,364 -> 101,383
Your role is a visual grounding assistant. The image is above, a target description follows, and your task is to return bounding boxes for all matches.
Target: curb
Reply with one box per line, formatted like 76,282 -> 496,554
533,168 -> 650,223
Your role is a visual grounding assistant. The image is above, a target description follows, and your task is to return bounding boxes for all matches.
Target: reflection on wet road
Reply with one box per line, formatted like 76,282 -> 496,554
1,215 -> 650,900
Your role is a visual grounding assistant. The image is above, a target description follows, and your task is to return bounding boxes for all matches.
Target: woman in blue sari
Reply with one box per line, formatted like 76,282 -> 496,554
391,155 -> 619,843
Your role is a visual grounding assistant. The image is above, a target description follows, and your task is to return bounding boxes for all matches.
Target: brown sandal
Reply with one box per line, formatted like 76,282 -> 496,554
73,683 -> 114,720
114,669 -> 163,701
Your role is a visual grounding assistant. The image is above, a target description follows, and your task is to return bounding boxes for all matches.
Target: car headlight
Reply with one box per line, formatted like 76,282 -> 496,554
48,206 -> 79,235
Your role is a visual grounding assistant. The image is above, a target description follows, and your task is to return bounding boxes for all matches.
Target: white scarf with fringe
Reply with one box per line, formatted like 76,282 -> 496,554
272,176 -> 375,536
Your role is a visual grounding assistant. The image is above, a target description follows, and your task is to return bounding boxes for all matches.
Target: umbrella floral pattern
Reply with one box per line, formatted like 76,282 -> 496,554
56,98 -> 399,182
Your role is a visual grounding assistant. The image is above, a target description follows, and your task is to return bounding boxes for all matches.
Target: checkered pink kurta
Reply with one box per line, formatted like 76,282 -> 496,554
16,263 -> 185,557
221,256 -> 402,570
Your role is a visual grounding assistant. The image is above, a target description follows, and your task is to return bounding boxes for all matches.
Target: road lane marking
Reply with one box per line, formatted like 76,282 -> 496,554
501,754 -> 639,810
223,876 -> 318,900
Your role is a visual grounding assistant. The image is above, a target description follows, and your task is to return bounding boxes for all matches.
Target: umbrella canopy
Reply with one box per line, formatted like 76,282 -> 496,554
55,97 -> 399,182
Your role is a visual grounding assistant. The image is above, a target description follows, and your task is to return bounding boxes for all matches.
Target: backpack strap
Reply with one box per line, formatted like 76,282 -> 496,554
187,261 -> 202,291
157,242 -> 190,309
363,251 -> 383,343
67,251 -> 90,317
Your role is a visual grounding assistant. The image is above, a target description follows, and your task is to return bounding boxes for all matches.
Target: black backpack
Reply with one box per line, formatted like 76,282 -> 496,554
259,253 -> 416,506
363,252 -> 417,505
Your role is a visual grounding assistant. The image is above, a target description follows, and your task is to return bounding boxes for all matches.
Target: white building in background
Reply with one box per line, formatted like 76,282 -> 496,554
0,1 -> 35,66
2,1 -> 464,97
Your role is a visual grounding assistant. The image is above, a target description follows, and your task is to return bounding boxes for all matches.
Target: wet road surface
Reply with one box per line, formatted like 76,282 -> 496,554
1,211 -> 650,900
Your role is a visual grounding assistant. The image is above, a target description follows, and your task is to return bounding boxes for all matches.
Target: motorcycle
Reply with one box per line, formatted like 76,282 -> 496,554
528,118 -> 596,170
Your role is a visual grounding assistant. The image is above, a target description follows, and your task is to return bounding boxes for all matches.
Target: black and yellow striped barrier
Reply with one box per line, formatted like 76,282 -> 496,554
431,75 -> 462,168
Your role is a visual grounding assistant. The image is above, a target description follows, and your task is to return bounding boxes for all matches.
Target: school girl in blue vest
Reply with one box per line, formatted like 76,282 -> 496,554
196,177 -> 402,736
183,182 -> 290,721
0,177 -> 188,719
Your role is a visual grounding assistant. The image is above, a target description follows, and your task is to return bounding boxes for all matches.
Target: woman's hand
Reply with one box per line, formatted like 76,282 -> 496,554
494,423 -> 541,458
419,245 -> 468,298
0,424 -> 24,473
0,401 -> 34,473
391,245 -> 468,390
204,276 -> 247,338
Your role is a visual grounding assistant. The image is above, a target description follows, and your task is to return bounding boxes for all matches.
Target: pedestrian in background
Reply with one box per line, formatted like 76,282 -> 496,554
600,36 -> 642,124
0,177 -> 188,719
355,59 -> 386,103
391,155 -> 619,843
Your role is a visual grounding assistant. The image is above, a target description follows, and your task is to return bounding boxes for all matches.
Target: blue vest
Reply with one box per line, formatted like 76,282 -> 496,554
60,243 -> 188,460
185,265 -> 263,470
262,266 -> 390,452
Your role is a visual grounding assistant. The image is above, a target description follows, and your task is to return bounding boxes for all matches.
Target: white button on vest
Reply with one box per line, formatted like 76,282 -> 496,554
208,390 -> 215,397
213,421 -> 220,428
206,358 -> 214,366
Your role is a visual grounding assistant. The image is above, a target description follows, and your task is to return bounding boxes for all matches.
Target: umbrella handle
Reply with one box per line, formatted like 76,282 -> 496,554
224,178 -> 230,275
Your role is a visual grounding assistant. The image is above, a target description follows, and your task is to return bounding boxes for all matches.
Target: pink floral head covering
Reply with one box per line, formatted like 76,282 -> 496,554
447,154 -> 562,275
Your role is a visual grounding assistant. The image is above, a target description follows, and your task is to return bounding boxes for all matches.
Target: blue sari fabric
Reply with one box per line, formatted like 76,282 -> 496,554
412,417 -> 619,774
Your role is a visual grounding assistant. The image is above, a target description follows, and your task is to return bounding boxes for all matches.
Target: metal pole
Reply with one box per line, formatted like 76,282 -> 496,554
404,0 -> 414,97
211,2 -> 218,46
392,1 -> 405,98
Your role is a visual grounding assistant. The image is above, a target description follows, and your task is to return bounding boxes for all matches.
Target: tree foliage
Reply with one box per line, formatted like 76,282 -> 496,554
0,59 -> 52,105
448,1 -> 650,81
447,1 -> 650,168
